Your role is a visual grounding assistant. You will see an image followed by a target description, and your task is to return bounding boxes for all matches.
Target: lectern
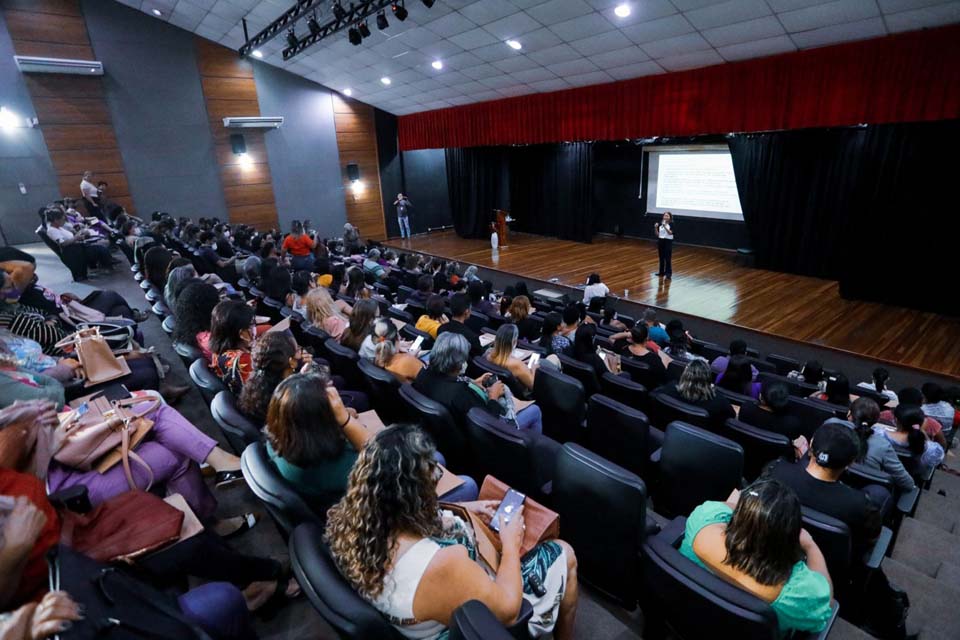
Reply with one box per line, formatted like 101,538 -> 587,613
494,209 -> 509,246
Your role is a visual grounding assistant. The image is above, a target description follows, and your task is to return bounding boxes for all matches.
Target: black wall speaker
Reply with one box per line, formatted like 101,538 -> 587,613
346,163 -> 360,181
230,134 -> 247,155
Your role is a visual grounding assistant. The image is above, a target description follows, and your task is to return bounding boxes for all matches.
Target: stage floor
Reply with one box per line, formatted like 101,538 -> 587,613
385,231 -> 960,378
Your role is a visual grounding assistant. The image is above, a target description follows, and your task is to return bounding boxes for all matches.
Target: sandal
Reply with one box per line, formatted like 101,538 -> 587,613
214,512 -> 259,539
214,469 -> 244,489
253,573 -> 301,620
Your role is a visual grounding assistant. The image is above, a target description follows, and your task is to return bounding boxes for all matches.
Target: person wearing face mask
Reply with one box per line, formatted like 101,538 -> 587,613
207,300 -> 258,396
197,231 -> 236,282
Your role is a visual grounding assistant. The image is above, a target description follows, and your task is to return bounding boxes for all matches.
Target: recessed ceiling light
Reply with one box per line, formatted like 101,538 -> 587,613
380,77 -> 391,85
151,8 -> 162,16
343,88 -> 353,96
431,60 -> 443,70
614,4 -> 631,18
506,40 -> 522,50
251,49 -> 263,59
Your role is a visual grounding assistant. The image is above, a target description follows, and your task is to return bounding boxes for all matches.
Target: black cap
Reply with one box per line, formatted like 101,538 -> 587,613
810,421 -> 859,470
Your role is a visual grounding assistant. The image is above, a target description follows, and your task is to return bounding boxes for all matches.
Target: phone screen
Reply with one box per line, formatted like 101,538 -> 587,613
410,335 -> 424,352
489,489 -> 526,532
528,353 -> 540,369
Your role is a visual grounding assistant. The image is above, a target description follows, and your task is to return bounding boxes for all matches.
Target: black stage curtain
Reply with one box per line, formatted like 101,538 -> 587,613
510,142 -> 595,243
444,147 -> 508,239
729,120 -> 958,315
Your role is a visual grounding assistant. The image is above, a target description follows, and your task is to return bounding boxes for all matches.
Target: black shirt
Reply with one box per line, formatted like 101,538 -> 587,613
512,317 -> 540,342
615,343 -> 667,387
656,381 -> 735,429
436,319 -> 483,358
738,402 -> 804,441
764,458 -> 882,549
413,367 -> 503,426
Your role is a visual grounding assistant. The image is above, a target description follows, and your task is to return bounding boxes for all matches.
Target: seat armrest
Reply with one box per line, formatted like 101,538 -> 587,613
48,485 -> 91,514
649,448 -> 662,465
506,598 -> 533,639
654,515 -> 686,546
896,486 -> 920,516
795,601 -> 839,640
863,527 -> 893,570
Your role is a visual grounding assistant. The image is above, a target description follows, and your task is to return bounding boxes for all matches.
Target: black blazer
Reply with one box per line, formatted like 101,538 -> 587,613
413,367 -> 504,425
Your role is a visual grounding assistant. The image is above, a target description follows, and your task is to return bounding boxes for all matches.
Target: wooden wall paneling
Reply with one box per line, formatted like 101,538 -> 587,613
1,0 -> 136,211
195,36 -> 277,230
331,95 -> 386,241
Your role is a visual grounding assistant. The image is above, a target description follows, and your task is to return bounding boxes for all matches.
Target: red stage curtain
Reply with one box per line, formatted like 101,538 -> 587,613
398,25 -> 960,151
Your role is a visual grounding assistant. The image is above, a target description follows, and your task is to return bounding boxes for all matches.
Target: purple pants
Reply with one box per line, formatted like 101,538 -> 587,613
47,404 -> 219,519
179,582 -> 255,640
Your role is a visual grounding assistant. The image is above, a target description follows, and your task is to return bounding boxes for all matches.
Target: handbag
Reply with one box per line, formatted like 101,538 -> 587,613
53,394 -> 159,490
54,326 -> 131,386
60,300 -> 106,324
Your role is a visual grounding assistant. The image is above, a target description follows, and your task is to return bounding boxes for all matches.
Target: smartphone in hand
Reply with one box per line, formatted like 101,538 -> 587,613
527,353 -> 540,369
489,489 -> 526,532
410,335 -> 424,352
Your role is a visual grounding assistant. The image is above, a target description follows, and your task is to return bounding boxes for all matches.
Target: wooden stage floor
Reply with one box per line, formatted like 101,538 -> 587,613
384,231 -> 960,378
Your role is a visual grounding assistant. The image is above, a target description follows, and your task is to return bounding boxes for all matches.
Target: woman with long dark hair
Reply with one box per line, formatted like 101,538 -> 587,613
208,300 -> 257,395
326,424 -> 579,638
657,359 -> 734,429
716,354 -> 761,399
681,480 -> 832,632
846,397 -> 915,492
339,298 -> 378,352
239,332 -> 300,425
815,374 -> 851,406
174,281 -> 221,353
880,404 -> 944,479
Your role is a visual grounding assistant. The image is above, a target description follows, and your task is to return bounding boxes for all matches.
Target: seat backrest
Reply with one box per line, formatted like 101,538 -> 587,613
842,462 -> 895,494
801,506 -> 853,603
288,523 -> 403,640
692,340 -> 726,362
386,307 -> 414,325
448,600 -> 513,640
405,301 -> 426,319
714,386 -> 754,407
620,356 -> 657,388
211,391 -> 262,454
586,395 -> 651,479
656,422 -> 744,518
324,338 -> 364,389
720,418 -> 793,481
396,285 -> 415,302
300,324 -> 331,354
399,324 -> 434,350
470,357 -> 523,398
161,315 -> 176,335
766,353 -> 801,376
241,443 -> 324,535
188,358 -> 226,402
641,519 -> 781,640
556,354 -> 600,397
398,384 -> 470,471
356,359 -> 406,424
758,371 -> 818,398
598,371 -> 647,413
648,391 -> 712,431
666,359 -> 687,381
464,311 -> 488,334
785,396 -> 841,439
532,366 -> 586,444
554,443 -> 648,607
464,408 -> 537,495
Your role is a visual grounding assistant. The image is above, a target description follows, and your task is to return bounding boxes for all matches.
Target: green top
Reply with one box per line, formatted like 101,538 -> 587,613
266,440 -> 358,497
679,501 -> 832,634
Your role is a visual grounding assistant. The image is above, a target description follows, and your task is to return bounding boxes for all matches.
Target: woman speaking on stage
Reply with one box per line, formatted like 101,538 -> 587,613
655,212 -> 674,279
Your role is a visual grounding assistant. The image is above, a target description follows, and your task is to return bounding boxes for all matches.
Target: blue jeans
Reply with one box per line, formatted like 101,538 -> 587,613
433,451 -> 479,501
398,216 -> 411,238
516,404 -> 543,435
290,254 -> 314,271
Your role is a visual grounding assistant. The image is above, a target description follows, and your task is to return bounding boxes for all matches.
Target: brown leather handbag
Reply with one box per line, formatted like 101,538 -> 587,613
53,394 -> 159,490
54,326 -> 130,386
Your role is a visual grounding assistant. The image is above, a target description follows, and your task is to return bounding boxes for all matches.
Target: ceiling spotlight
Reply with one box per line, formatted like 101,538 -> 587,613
332,2 -> 346,21
392,2 -> 409,21
358,21 -> 371,38
506,40 -> 522,50
308,14 -> 322,36
251,49 -> 263,59
431,60 -> 443,70
343,88 -> 353,96
376,11 -> 389,30
286,28 -> 298,48
614,3 -> 631,18
348,27 -> 362,45
380,76 -> 391,85
0,106 -> 20,130
421,0 -> 435,7
151,8 -> 162,16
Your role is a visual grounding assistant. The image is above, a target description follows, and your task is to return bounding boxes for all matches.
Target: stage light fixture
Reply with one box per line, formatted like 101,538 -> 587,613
376,11 -> 389,30
358,21 -> 371,38
286,28 -> 298,48
332,2 -> 346,21
614,4 -> 631,18
151,9 -> 162,16
421,0 -> 435,7
506,39 -> 522,50
308,14 -> 322,36
380,76 -> 391,85
343,88 -> 353,96
251,49 -> 264,58
348,27 -> 362,45
431,60 -> 443,70
392,2 -> 408,21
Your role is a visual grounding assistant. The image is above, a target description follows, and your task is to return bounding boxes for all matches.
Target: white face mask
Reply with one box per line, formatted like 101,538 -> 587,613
211,243 -> 218,251
460,361 -> 468,375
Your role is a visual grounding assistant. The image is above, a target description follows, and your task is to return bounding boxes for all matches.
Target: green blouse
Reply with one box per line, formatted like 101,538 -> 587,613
266,441 -> 358,497
679,501 -> 832,633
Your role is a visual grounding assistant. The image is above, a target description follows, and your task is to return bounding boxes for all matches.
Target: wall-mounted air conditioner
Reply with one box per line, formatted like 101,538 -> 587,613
15,56 -> 103,75
222,116 -> 284,129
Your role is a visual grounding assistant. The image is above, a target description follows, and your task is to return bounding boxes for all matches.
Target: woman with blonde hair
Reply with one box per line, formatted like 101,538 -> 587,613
485,324 -> 551,392
326,424 -> 579,639
304,287 -> 351,340
505,295 -> 538,342
367,318 -> 424,383
657,359 -> 735,430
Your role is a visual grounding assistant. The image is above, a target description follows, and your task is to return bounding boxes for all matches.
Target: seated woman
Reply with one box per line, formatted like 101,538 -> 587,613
656,359 -> 735,430
340,299 -> 379,353
738,381 -> 803,440
326,424 -> 579,639
173,281 -> 221,356
612,323 -> 667,386
879,387 -> 947,449
878,404 -> 945,480
287,270 -> 314,317
569,323 -> 610,394
414,332 -> 543,434
415,295 -> 448,339
163,259 -> 194,307
920,382 -> 956,436
812,374 -> 851,406
540,311 -> 571,357
680,481 -> 833,633
857,367 -> 898,404
485,324 -> 539,393
600,307 -> 628,332
341,266 -> 370,301
467,281 -> 494,316
505,296 -> 539,342
207,300 -> 257,396
663,321 -> 705,364
370,319 -> 424,384
260,264 -> 292,303
582,272 -> 609,308
716,355 -> 761,400
304,287 -> 352,340
407,274 -> 434,306
847,398 -> 916,492
238,331 -> 301,425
